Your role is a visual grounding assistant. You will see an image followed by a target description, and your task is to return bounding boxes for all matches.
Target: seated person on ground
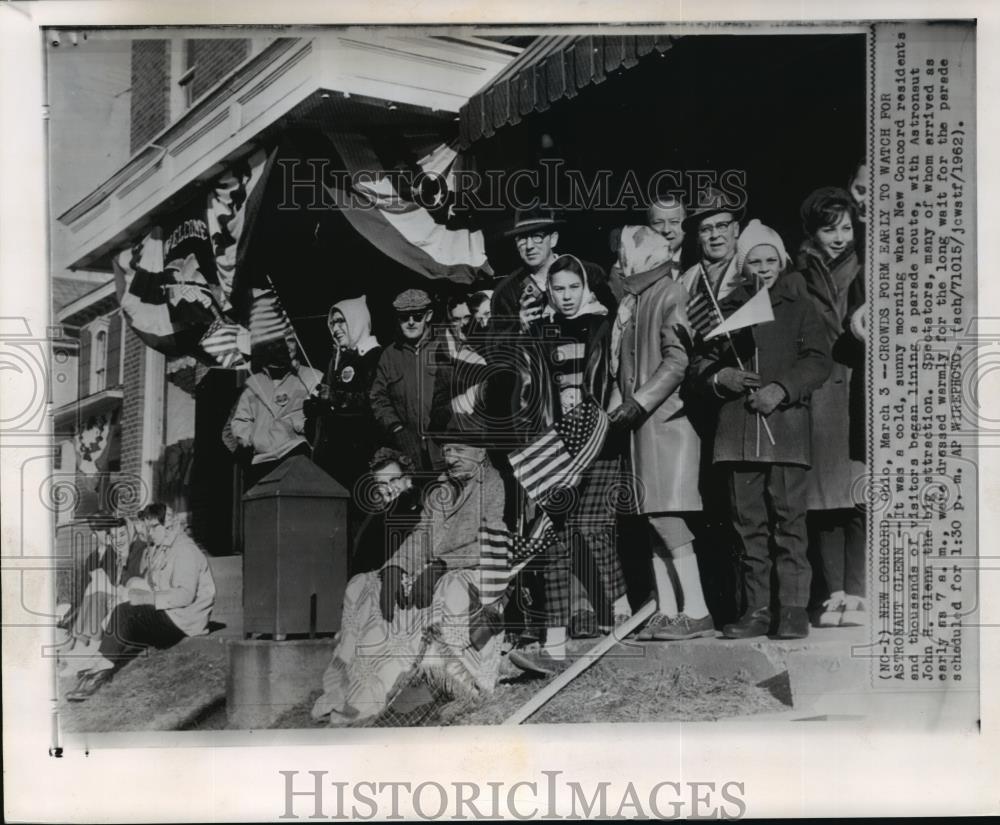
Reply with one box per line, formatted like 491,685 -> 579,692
65,503 -> 217,702
312,441 -> 507,726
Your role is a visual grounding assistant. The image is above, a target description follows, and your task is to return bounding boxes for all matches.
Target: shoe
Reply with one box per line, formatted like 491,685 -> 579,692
507,648 -> 569,677
840,595 -> 867,627
818,591 -> 847,627
775,606 -> 810,639
65,667 -> 114,702
652,613 -> 717,641
569,610 -> 598,639
722,607 -> 772,639
635,611 -> 671,641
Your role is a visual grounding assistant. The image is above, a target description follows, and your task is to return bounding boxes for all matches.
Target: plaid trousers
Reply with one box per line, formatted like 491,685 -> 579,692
541,457 -> 628,626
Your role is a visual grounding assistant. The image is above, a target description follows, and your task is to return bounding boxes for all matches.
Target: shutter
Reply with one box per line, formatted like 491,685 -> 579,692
79,328 -> 92,398
106,313 -> 123,387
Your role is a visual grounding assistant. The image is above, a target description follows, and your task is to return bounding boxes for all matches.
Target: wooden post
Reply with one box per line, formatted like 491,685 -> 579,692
503,600 -> 657,725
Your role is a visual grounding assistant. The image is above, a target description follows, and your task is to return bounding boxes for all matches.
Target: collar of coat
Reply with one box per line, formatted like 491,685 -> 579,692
721,270 -> 800,313
620,260 -> 676,296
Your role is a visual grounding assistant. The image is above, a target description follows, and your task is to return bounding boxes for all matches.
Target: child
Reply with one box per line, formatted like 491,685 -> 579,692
524,255 -> 632,667
698,220 -> 832,639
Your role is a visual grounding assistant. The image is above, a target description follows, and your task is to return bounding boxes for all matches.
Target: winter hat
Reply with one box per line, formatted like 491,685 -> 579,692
734,219 -> 791,280
329,296 -> 380,355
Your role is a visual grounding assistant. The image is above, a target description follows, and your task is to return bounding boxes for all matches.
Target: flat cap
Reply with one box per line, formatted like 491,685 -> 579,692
392,288 -> 432,312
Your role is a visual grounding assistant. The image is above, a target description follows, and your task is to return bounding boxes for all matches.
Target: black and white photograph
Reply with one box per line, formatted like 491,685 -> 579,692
0,1 -> 995,821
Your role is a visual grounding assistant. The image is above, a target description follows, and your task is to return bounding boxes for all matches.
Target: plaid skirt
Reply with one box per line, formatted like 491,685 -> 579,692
541,457 -> 628,626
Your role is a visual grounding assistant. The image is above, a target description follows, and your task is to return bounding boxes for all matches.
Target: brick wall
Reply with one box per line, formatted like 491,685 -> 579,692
119,325 -> 148,482
129,39 -> 170,154
187,39 -> 250,102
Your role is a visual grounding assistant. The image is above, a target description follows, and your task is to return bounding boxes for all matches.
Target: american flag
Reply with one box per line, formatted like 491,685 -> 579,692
508,398 -> 609,509
687,285 -> 723,340
249,286 -> 297,355
199,319 -> 250,369
477,513 -> 558,606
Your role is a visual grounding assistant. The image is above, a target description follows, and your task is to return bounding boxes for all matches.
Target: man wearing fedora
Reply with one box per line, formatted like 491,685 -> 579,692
371,287 -> 443,474
491,208 -> 614,338
680,187 -> 745,306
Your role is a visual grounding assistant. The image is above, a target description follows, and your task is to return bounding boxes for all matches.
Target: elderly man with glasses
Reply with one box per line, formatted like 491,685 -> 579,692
680,187 -> 745,305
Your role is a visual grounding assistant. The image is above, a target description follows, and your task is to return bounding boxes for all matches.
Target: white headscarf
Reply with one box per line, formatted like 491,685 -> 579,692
545,255 -> 607,320
734,219 -> 791,286
610,227 -> 673,375
329,296 -> 380,355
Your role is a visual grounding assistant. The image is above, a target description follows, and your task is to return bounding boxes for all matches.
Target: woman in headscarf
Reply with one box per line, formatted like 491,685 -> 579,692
607,226 -> 714,642
696,220 -> 832,639
797,187 -> 867,628
307,296 -> 382,491
521,255 -> 631,662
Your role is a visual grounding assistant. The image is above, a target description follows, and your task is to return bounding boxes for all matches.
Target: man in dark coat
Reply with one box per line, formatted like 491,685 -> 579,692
370,288 -> 442,473
695,220 -> 832,639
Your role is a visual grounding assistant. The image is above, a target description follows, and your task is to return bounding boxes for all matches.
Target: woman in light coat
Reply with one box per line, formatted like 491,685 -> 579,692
608,226 -> 713,641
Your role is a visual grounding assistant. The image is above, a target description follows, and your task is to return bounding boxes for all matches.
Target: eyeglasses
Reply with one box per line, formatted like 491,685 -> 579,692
396,311 -> 428,323
698,219 -> 736,237
515,232 -> 549,246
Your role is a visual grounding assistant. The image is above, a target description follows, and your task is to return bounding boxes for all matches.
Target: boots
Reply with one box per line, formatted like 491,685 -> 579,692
775,606 -> 809,639
722,606 -> 772,639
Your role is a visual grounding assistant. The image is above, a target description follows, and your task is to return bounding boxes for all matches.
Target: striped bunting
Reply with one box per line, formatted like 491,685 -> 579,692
508,398 -> 609,509
477,513 -> 557,607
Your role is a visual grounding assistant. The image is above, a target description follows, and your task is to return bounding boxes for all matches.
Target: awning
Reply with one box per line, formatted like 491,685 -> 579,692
458,33 -> 678,146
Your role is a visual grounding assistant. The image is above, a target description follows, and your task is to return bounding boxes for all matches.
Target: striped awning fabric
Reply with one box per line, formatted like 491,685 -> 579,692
458,33 -> 677,146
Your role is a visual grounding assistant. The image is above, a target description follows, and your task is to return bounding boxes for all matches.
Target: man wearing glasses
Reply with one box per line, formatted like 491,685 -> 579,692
680,187 -> 745,303
371,288 -> 442,473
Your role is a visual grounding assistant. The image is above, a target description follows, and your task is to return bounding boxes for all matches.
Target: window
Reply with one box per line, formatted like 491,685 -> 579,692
93,329 -> 107,392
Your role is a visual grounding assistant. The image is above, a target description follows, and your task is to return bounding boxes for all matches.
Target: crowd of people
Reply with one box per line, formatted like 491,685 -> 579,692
222,172 -> 868,725
60,171 -> 868,722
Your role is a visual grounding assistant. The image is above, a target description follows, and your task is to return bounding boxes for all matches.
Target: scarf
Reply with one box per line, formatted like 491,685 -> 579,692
544,262 -> 608,321
609,226 -> 675,376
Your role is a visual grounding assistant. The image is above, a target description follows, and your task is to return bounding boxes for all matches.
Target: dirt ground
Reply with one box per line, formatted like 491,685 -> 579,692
270,658 -> 786,729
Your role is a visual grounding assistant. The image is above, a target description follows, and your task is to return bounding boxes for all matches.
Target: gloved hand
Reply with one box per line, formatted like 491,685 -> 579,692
379,565 -> 407,623
302,396 -> 324,419
410,559 -> 447,609
608,398 -> 646,430
714,367 -> 761,394
392,426 -> 423,467
747,382 -> 787,415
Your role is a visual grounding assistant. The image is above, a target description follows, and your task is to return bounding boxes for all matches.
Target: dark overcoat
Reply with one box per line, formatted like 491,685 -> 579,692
798,242 -> 866,509
695,271 -> 832,466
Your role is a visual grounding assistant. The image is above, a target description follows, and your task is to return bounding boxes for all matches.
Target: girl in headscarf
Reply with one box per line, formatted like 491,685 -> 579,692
521,255 -> 631,662
797,188 -> 867,628
307,296 -> 382,490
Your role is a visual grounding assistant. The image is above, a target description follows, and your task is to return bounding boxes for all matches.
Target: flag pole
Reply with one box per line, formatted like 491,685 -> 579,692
264,272 -> 316,371
503,600 -> 657,725
699,267 -> 775,446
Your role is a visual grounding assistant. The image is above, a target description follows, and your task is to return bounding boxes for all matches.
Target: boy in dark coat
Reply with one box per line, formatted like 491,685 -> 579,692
696,220 -> 832,639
